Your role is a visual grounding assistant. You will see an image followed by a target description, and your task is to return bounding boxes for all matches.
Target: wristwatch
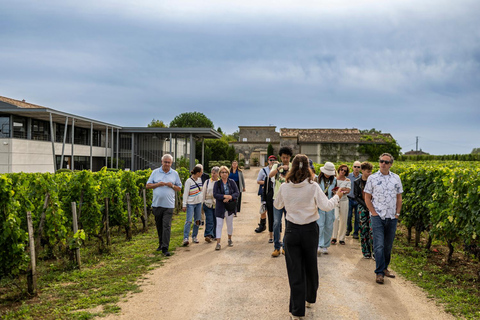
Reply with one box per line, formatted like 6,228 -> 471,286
395,212 -> 400,216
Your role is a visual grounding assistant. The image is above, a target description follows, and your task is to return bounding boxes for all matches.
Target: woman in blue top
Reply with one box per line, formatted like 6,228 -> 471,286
229,160 -> 245,216
316,162 -> 337,255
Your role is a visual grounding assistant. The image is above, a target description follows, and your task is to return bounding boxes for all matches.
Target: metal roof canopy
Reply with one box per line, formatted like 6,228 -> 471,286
120,127 -> 222,139
0,103 -> 121,130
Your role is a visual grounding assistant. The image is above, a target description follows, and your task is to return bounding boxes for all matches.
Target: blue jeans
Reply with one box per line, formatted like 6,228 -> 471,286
371,215 -> 397,275
183,203 -> 202,239
203,204 -> 216,238
347,198 -> 360,236
317,209 -> 335,248
273,207 -> 287,250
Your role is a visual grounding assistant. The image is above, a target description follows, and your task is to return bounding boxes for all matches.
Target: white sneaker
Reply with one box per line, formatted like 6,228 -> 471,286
322,247 -> 328,254
182,238 -> 189,246
193,237 -> 199,243
317,247 -> 322,256
306,301 -> 314,308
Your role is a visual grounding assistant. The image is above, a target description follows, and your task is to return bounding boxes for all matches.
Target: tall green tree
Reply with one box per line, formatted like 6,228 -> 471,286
169,112 -> 214,128
147,119 -> 167,127
267,143 -> 274,157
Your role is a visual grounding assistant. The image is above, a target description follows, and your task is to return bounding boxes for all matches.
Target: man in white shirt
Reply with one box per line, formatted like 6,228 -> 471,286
364,153 -> 403,284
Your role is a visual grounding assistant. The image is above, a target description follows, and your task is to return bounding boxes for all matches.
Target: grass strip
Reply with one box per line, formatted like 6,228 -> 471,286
391,227 -> 480,319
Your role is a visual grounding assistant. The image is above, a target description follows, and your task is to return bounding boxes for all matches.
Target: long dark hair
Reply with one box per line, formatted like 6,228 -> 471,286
318,172 -> 335,185
230,160 -> 242,173
286,154 -> 313,184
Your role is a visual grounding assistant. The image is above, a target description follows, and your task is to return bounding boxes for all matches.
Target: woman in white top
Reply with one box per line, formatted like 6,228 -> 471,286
202,166 -> 219,242
274,155 -> 345,320
182,166 -> 204,246
331,164 -> 351,245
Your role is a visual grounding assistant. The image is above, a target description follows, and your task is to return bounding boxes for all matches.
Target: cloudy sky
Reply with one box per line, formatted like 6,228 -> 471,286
1,0 -> 479,155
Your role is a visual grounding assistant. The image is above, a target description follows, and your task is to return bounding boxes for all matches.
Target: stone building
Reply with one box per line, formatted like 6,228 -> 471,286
231,126 -> 394,166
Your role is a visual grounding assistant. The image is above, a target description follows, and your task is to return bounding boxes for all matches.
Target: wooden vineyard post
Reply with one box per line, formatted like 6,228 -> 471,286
35,192 -> 50,259
143,188 -> 148,232
71,202 -> 82,269
26,211 -> 37,296
105,198 -> 111,246
126,193 -> 132,240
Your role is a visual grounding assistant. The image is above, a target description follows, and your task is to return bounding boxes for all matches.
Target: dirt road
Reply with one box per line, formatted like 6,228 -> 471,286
103,168 -> 453,320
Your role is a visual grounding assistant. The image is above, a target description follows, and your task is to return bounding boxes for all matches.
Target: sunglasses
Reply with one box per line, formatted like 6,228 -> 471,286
379,160 -> 392,164
339,168 -> 347,172
353,166 -> 360,168
220,171 -> 228,174
268,159 -> 275,162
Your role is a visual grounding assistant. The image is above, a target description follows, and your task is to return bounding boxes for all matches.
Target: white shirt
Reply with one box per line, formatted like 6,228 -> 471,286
364,171 -> 403,219
274,179 -> 340,225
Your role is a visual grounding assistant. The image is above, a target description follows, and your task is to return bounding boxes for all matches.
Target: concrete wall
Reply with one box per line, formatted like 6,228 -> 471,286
0,138 -> 113,173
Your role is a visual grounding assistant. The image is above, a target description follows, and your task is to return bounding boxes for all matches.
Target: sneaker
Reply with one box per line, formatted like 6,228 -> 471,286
193,237 -> 199,243
290,314 -> 304,320
322,247 -> 328,254
182,238 -> 189,246
363,255 -> 371,259
156,246 -> 162,252
268,238 -> 273,243
215,243 -> 221,250
376,274 -> 384,284
228,239 -> 233,247
339,240 -> 345,245
345,232 -> 350,236
271,249 -> 281,257
306,301 -> 314,308
353,234 -> 359,239
317,247 -> 322,256
205,236 -> 212,243
384,269 -> 396,278
162,248 -> 171,256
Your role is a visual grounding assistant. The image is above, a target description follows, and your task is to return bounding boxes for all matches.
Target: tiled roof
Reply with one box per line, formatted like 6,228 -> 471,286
0,96 -> 48,109
280,128 -> 391,144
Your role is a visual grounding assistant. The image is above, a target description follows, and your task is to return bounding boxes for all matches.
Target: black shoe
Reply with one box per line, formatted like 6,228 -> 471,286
345,232 -> 350,236
353,235 -> 359,239
162,248 -> 171,256
156,246 -> 162,251
255,224 -> 266,233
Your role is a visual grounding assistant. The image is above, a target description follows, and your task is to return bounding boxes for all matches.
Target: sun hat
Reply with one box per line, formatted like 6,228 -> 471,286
320,162 -> 336,176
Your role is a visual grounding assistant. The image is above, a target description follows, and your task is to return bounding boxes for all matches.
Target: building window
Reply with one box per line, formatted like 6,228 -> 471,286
31,119 -> 50,141
55,124 -> 72,143
0,116 -> 10,138
266,138 -> 271,142
74,127 -> 89,145
13,116 -> 27,139
242,138 -> 247,142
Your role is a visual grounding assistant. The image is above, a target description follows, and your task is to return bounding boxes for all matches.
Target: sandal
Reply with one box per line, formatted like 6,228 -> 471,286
331,239 -> 337,245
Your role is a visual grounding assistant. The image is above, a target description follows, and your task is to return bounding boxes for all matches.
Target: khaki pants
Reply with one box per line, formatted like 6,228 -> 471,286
332,200 -> 349,242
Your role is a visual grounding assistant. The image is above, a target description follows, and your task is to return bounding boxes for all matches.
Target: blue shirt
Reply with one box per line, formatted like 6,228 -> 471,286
147,167 -> 182,209
347,172 -> 362,199
229,170 -> 239,182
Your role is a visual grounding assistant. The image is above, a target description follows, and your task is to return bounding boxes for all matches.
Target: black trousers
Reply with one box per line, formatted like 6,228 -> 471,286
284,221 -> 319,317
265,194 -> 274,232
152,206 -> 174,250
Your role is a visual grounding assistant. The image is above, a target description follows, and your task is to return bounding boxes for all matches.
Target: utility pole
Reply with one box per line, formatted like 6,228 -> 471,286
416,136 -> 419,152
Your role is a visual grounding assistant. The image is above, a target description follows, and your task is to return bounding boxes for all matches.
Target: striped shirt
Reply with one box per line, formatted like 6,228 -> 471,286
182,177 -> 204,207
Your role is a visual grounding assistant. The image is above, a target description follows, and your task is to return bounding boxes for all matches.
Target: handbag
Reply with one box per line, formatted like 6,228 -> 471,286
224,199 -> 237,212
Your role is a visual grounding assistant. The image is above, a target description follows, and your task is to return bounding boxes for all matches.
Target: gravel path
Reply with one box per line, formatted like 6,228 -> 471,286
103,168 -> 453,320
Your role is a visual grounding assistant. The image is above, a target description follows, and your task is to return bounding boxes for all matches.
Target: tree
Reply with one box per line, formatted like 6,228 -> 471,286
267,143 -> 274,157
147,119 -> 167,128
169,112 -> 214,128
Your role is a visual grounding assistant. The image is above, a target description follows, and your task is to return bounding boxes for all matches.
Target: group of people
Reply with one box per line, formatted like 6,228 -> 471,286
147,155 -> 245,255
147,151 -> 403,320
256,148 -> 403,319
